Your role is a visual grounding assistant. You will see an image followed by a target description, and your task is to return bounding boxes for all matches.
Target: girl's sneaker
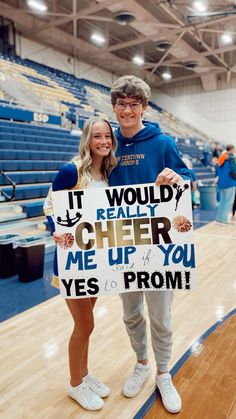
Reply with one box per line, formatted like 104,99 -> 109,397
68,381 -> 104,410
83,374 -> 110,397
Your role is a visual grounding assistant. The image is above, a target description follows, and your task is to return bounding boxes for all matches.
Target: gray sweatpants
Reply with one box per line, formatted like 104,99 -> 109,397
120,290 -> 174,372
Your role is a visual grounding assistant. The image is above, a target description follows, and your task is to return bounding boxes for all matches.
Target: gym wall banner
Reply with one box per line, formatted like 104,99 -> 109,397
52,181 -> 195,298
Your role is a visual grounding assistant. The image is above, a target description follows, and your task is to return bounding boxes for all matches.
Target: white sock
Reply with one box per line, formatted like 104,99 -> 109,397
70,382 -> 83,391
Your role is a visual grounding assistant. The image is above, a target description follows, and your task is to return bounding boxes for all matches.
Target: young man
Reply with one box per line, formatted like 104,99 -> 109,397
109,75 -> 192,414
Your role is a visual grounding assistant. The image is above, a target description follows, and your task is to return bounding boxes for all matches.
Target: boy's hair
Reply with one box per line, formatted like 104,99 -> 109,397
111,75 -> 151,106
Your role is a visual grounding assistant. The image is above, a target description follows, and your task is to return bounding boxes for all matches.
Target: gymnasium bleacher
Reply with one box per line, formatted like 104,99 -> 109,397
0,119 -> 79,218
0,53 -> 219,288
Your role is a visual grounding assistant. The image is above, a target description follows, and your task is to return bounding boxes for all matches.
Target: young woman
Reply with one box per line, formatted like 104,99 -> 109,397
44,117 -> 117,411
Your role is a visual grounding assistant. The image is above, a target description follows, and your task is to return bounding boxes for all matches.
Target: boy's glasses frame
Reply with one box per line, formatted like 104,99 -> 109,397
114,100 -> 142,111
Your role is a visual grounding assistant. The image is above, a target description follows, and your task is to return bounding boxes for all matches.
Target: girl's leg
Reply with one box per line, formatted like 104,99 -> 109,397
65,297 -> 97,387
80,298 -> 97,378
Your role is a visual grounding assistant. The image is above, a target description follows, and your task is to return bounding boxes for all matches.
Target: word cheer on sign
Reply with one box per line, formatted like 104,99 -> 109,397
52,181 -> 195,299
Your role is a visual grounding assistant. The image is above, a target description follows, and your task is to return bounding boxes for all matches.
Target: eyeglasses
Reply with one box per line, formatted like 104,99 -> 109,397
114,100 -> 142,111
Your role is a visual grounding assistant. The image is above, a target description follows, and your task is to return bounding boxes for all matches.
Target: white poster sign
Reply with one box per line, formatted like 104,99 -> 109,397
52,181 -> 195,298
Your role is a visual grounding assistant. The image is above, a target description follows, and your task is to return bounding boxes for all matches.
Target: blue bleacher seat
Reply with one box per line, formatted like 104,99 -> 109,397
2,184 -> 50,200
22,201 -> 44,217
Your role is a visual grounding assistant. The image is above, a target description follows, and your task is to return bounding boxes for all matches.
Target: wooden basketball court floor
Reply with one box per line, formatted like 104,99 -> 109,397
0,221 -> 236,419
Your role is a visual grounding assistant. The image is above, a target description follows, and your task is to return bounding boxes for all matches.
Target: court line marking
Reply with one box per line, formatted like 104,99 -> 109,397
133,307 -> 236,419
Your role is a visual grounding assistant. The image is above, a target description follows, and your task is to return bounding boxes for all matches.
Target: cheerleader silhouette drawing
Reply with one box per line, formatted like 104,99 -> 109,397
173,183 -> 189,210
56,210 -> 82,227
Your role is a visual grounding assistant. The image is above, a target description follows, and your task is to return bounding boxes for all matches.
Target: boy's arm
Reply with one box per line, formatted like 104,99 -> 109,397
156,140 -> 192,185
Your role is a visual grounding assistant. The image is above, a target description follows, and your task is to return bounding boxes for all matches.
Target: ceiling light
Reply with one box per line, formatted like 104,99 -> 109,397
132,55 -> 144,66
91,32 -> 106,46
162,71 -> 172,81
193,1 -> 207,13
183,60 -> 198,69
113,11 -> 135,25
27,0 -> 48,12
221,32 -> 233,45
155,40 -> 173,51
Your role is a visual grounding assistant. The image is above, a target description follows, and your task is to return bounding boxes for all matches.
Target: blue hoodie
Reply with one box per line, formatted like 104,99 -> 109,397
109,121 -> 191,186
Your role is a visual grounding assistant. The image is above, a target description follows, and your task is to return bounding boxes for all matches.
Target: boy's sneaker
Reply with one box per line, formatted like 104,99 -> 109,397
83,374 -> 110,398
122,362 -> 151,397
67,381 -> 104,410
156,373 -> 182,413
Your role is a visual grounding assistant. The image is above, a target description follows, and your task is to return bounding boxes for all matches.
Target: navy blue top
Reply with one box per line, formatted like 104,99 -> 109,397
109,121 -> 192,186
52,161 -> 78,191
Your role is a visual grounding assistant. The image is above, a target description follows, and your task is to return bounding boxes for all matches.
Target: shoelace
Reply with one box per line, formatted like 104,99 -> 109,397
86,375 -> 103,389
78,382 -> 96,399
132,366 -> 148,383
159,377 -> 174,394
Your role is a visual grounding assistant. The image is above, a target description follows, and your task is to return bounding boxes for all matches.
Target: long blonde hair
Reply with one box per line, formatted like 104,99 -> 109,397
74,117 -> 117,188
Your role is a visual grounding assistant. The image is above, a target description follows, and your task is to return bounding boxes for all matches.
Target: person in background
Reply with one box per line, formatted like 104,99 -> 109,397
212,143 -> 223,166
202,142 -> 211,167
182,156 -> 199,209
44,117 -> 117,411
212,143 -> 222,158
216,144 -> 236,224
109,75 -> 192,414
60,111 -> 66,128
212,147 -> 222,202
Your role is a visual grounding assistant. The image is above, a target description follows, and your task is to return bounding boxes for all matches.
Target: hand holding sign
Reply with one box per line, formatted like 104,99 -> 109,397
155,167 -> 183,186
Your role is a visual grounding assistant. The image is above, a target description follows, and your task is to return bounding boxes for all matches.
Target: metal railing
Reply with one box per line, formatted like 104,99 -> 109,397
0,170 -> 16,201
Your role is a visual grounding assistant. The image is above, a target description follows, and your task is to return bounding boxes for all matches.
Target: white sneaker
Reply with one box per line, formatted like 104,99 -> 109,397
83,374 -> 110,398
156,373 -> 182,413
122,362 -> 151,397
67,381 -> 104,410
